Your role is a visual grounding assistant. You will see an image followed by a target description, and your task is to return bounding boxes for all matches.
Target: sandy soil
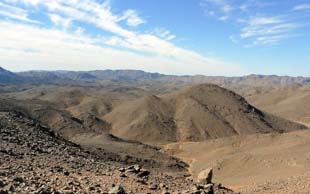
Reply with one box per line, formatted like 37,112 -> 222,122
163,130 -> 310,193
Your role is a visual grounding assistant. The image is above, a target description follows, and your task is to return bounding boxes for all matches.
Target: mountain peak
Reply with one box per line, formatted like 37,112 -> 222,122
0,67 -> 14,75
0,66 -> 7,71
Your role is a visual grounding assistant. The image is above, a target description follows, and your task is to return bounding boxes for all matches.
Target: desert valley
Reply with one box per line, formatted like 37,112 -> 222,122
1,67 -> 310,193
1,0 -> 310,193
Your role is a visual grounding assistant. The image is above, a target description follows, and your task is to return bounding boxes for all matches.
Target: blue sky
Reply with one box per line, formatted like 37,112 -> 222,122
0,0 -> 309,76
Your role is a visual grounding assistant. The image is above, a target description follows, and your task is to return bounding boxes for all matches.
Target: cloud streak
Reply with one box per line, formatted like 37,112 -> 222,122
240,16 -> 300,46
0,21 -> 245,75
200,0 -> 235,20
48,13 -> 72,29
118,9 -> 146,27
0,0 -> 246,76
0,2 -> 40,24
200,0 -> 310,46
293,4 -> 310,11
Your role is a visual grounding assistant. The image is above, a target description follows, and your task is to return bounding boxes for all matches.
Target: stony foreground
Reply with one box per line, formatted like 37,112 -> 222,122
0,111 -> 237,194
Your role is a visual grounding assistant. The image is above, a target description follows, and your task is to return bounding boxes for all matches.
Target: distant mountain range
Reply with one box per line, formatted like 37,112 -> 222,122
1,67 -> 309,87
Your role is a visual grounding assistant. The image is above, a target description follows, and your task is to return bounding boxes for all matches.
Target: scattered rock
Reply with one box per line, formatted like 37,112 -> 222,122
13,176 -> 24,183
203,184 -> 214,194
0,112 -> 238,194
136,178 -> 147,185
137,170 -> 150,177
133,164 -> 141,172
149,184 -> 158,190
63,171 -> 70,176
159,183 -> 166,189
108,185 -> 126,194
125,164 -> 141,173
2,184 -> 14,192
197,168 -> 213,184
119,167 -> 125,172
0,171 -> 7,177
0,180 -> 5,188
88,186 -> 96,191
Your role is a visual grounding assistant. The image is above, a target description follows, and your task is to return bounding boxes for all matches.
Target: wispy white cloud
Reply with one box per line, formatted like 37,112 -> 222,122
118,9 -> 145,27
229,35 -> 238,44
293,4 -> 310,11
0,21 -> 245,75
0,0 -> 246,75
200,0 -> 235,20
253,34 -> 297,45
248,17 -> 283,26
241,16 -> 298,38
8,0 -> 41,6
240,16 -> 302,45
204,0 -> 234,13
200,0 -> 309,46
48,13 -> 72,29
0,2 -> 40,24
153,28 -> 176,41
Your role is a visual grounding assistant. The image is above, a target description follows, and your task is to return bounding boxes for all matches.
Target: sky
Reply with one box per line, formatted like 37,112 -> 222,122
0,0 -> 309,76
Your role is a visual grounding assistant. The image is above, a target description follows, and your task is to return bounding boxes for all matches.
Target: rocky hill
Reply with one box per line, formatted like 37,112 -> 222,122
105,84 -> 306,143
0,98 -> 191,173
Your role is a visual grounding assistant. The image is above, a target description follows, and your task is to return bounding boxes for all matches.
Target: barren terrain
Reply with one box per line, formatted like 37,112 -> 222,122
246,85 -> 310,127
1,67 -> 310,193
0,111 -> 235,194
163,130 -> 310,194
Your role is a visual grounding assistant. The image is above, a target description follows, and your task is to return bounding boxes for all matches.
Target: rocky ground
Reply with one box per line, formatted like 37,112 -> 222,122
240,173 -> 310,194
0,111 -> 237,194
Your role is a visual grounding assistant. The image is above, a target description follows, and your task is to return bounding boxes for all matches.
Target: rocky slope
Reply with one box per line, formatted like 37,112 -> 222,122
0,111 -> 237,194
0,98 -> 190,173
105,84 -> 306,143
246,85 -> 310,126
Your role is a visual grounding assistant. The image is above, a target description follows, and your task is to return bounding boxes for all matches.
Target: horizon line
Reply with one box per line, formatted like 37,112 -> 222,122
1,66 -> 309,79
